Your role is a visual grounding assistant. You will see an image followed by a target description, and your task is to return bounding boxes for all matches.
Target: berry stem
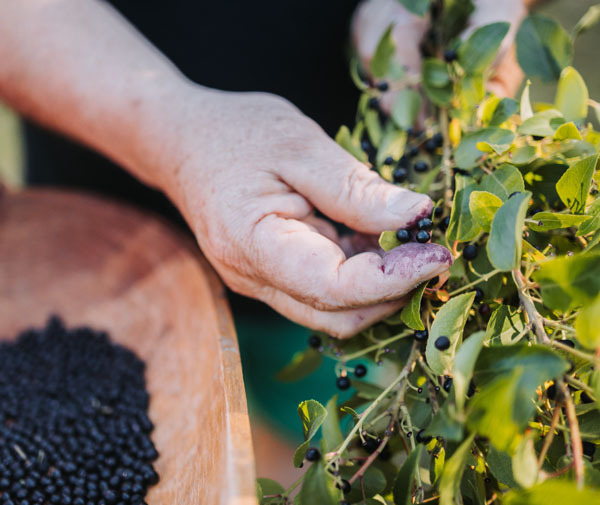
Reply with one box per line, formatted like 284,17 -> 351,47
512,269 -> 550,344
446,269 -> 502,297
537,399 -> 561,472
341,330 -> 411,362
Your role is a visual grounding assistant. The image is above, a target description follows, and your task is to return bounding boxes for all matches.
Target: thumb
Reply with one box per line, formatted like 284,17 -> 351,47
280,140 -> 432,234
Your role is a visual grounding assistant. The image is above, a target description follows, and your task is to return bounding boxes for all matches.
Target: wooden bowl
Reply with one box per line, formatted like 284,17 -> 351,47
0,188 -> 258,505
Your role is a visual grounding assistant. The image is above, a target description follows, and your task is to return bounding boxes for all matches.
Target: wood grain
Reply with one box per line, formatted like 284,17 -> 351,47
0,187 -> 258,505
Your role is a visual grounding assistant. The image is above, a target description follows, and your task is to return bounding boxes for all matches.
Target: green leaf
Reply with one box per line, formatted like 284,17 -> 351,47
533,253 -> 600,310
459,22 -> 510,75
503,480 -> 600,505
474,344 -> 568,388
257,478 -> 285,505
556,154 -> 598,214
293,440 -> 311,468
298,399 -> 327,441
487,446 -> 519,488
392,446 -> 423,505
370,25 -> 395,79
335,125 -> 367,162
447,175 -> 482,242
400,282 -> 427,330
555,66 -> 589,122
481,164 -> 525,200
453,330 -> 487,412
485,306 -> 527,345
529,212 -> 591,231
487,191 -> 531,271
553,121 -> 582,141
518,109 -> 566,136
379,230 -> 400,252
398,0 -> 431,16
489,98 -> 519,126
422,59 -> 453,106
511,434 -> 538,488
376,129 -> 407,165
353,380 -> 384,400
425,292 -> 476,375
575,294 -> 600,349
469,191 -> 503,232
391,88 -> 422,130
573,4 -> 600,39
516,14 -> 573,81
425,402 -> 464,441
520,80 -> 533,121
276,348 -> 323,382
342,467 -> 386,503
439,434 -> 476,505
365,108 -> 383,147
299,461 -> 342,505
455,128 -> 515,169
322,395 -> 343,453
578,198 -> 600,236
511,146 -> 537,165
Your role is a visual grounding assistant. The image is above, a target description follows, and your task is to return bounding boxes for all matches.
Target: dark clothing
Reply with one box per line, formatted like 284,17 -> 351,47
24,0 -> 361,221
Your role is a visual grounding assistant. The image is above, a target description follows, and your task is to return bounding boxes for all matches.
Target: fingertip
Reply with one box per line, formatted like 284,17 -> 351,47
386,190 -> 433,228
382,243 -> 453,281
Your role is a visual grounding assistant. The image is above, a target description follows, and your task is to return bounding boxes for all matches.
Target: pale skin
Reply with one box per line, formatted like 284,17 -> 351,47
0,0 -> 525,338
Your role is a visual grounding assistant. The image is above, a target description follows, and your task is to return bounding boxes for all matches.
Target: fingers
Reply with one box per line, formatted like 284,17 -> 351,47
279,142 -> 433,234
261,286 -> 409,339
251,214 -> 452,310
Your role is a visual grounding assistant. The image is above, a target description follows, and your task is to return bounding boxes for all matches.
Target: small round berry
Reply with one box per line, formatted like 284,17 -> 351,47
376,81 -> 389,92
532,135 -> 544,141
414,161 -> 429,173
581,392 -> 594,404
473,288 -> 484,303
443,378 -> 453,392
433,133 -> 444,147
434,206 -> 443,217
467,380 -> 476,397
305,448 -> 320,462
417,387 -> 423,394
429,276 -> 439,286
360,139 -> 372,152
336,376 -> 351,391
368,97 -> 379,109
414,329 -> 428,342
354,364 -> 367,378
308,335 -> 321,349
479,303 -> 491,316
407,145 -> 419,158
546,384 -> 557,400
424,138 -> 438,153
383,156 -> 395,165
337,479 -> 352,494
396,229 -> 411,243
417,218 -> 433,231
508,191 -> 521,199
415,429 -> 433,444
393,167 -> 408,183
561,339 -> 575,348
463,244 -> 478,261
444,49 -> 458,62
435,336 -> 451,351
439,216 -> 450,231
435,385 -> 440,392
416,230 -> 430,243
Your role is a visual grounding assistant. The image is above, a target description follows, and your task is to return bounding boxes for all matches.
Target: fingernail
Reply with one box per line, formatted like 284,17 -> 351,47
386,191 -> 433,227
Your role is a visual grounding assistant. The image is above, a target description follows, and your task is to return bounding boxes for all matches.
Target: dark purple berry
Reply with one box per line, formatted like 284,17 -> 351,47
337,479 -> 352,494
581,392 -> 594,404
417,218 -> 433,231
414,330 -> 428,342
396,229 -> 411,243
415,429 -> 432,444
444,49 -> 458,62
383,156 -> 395,165
424,138 -> 438,153
336,376 -> 351,391
414,161 -> 429,173
416,230 -> 430,243
305,448 -> 320,462
473,288 -> 484,303
308,335 -> 321,349
354,364 -> 367,378
435,336 -> 451,351
393,167 -> 408,183
376,81 -> 389,92
440,216 -> 450,231
443,378 -> 453,392
463,244 -> 478,261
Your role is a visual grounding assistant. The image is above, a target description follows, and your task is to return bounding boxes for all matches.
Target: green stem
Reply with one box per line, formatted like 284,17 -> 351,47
342,330 -> 411,362
552,340 -> 600,365
284,473 -> 306,498
327,345 -> 418,468
447,269 -> 502,297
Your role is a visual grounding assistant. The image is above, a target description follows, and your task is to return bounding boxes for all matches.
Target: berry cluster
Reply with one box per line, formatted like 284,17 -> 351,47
0,317 -> 158,505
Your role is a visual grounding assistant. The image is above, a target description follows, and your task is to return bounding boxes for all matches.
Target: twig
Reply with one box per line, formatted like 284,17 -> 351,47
341,330 -> 411,362
537,400 -> 561,471
447,268 -> 502,297
512,269 -> 550,344
560,381 -> 584,488
564,375 -> 597,398
439,108 -> 453,209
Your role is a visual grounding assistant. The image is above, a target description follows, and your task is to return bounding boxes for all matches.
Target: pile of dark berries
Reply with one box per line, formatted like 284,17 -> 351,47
0,316 -> 158,505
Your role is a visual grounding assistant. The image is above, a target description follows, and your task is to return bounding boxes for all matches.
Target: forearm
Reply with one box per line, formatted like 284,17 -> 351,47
0,0 -> 202,192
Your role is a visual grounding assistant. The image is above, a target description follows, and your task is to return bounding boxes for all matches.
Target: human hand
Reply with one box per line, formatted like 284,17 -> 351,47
162,87 -> 452,338
351,0 -> 527,109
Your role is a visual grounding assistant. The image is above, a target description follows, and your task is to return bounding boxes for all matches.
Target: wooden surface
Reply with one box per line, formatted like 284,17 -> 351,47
0,187 -> 258,505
